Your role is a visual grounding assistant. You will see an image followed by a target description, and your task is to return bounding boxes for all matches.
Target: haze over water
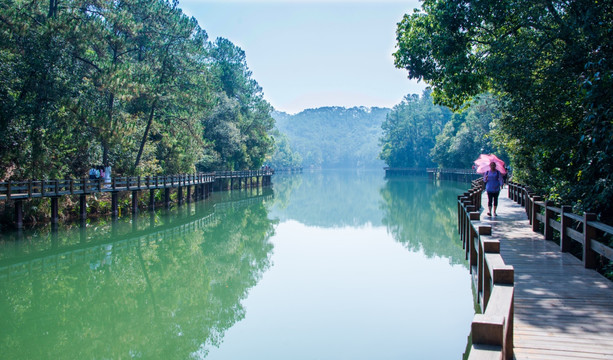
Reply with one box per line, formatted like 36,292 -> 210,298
0,170 -> 474,359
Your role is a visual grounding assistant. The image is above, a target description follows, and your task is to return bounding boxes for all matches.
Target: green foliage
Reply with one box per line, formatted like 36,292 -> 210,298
273,106 -> 390,169
431,93 -> 508,168
266,130 -> 302,169
198,38 -> 275,172
0,0 -> 274,180
394,0 -> 613,220
379,89 -> 451,168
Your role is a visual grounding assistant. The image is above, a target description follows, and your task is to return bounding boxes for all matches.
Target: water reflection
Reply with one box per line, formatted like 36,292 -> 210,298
0,172 -> 473,360
269,169 -> 386,227
207,171 -> 474,360
271,170 -> 467,264
380,176 -> 468,266
0,188 -> 276,360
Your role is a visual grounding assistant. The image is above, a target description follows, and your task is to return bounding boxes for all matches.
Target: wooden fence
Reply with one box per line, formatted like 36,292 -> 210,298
0,173 -> 218,200
429,168 -> 482,182
0,170 -> 274,228
383,167 -> 427,177
507,181 -> 613,269
458,178 -> 515,360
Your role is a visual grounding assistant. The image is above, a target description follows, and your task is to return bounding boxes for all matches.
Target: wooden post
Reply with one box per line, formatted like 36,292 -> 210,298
583,213 -> 598,269
458,197 -> 463,235
544,200 -> 554,240
526,193 -> 533,224
532,196 -> 542,232
469,212 -> 480,271
14,199 -> 23,229
478,225 -> 492,305
51,197 -> 59,225
111,192 -> 118,218
132,190 -> 138,214
164,188 -> 170,208
79,194 -> 87,221
186,185 -> 191,203
178,186 -> 183,206
560,205 -> 572,252
149,189 -> 155,211
465,204 -> 476,258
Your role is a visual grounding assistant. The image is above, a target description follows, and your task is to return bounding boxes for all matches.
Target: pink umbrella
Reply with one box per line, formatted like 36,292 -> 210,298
474,154 -> 506,174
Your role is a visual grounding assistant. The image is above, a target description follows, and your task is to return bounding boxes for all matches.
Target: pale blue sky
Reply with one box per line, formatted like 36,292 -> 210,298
179,1 -> 425,114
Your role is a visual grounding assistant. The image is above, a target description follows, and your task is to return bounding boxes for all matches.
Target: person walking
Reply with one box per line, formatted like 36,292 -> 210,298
484,161 -> 504,216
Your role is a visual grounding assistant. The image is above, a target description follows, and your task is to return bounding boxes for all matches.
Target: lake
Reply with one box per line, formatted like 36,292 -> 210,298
0,170 -> 475,359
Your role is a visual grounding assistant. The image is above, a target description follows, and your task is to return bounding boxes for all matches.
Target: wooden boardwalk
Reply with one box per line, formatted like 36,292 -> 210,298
480,190 -> 613,359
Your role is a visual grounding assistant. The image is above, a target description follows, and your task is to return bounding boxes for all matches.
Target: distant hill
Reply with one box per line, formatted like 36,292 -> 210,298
272,106 -> 390,169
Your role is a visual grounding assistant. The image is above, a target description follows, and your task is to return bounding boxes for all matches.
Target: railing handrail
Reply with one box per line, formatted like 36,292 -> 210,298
0,170 -> 274,200
427,167 -> 479,174
507,181 -> 613,266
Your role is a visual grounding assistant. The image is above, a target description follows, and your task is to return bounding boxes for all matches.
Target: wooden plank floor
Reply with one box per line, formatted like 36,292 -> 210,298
480,190 -> 613,359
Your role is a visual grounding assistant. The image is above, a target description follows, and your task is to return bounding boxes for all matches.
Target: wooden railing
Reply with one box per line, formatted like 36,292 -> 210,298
459,179 -> 515,360
0,170 -> 273,200
214,169 -> 273,179
383,167 -> 426,176
507,181 -> 613,268
428,167 -> 478,175
429,168 -> 482,183
0,170 -> 274,228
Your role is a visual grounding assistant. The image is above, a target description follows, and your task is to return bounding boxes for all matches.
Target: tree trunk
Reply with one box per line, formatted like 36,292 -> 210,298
48,0 -> 58,18
134,99 -> 157,171
103,92 -> 115,167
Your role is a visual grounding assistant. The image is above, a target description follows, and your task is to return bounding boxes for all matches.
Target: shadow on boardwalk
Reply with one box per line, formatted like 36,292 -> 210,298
480,190 -> 613,360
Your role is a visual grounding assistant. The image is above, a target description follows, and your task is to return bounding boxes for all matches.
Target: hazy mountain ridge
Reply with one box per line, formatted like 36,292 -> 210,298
272,106 -> 390,169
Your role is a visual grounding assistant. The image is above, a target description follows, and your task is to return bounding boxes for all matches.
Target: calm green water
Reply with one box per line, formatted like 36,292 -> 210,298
0,170 -> 474,359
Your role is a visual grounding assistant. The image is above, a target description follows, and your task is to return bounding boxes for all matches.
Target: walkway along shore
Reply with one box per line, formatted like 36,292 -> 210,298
0,170 -> 273,228
458,181 -> 613,359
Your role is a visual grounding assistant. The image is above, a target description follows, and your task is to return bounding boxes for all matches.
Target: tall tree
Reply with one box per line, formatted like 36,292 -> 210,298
0,0 -> 274,181
394,0 -> 613,218
431,94 -> 505,168
199,38 -> 274,171
380,89 -> 452,168
129,0 -> 210,174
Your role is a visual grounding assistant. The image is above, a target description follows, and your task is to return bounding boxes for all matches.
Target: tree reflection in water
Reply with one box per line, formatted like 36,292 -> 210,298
0,190 -> 276,360
379,176 -> 468,266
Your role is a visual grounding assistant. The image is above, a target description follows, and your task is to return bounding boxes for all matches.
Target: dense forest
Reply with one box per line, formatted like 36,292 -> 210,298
379,90 -> 506,169
0,0 -> 274,180
272,106 -> 389,169
388,0 -> 613,220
